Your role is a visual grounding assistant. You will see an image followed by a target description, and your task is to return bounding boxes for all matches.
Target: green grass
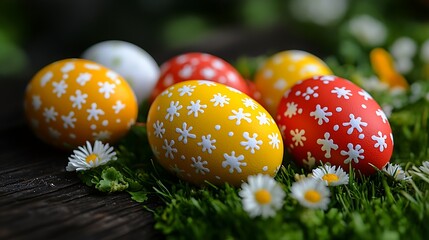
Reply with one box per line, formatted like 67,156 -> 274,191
76,55 -> 429,240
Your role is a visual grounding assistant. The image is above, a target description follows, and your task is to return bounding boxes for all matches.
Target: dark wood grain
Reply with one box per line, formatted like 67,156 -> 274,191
0,125 -> 163,240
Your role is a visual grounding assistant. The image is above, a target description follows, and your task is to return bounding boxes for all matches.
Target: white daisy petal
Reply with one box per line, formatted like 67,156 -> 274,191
419,161 -> 429,175
382,163 -> 412,181
291,178 -> 330,210
312,165 -> 349,186
66,140 -> 117,172
239,174 -> 285,219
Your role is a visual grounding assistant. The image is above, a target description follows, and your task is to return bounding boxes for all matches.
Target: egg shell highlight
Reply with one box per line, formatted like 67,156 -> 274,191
276,75 -> 393,175
150,52 -> 250,102
147,80 -> 284,186
82,40 -> 160,104
24,58 -> 138,149
254,50 -> 332,116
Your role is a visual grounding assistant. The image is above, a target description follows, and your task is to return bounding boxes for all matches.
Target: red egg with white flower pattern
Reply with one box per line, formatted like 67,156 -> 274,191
276,75 -> 393,175
150,52 -> 249,101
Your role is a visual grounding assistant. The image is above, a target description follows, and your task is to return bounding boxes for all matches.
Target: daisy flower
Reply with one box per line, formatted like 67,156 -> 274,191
382,163 -> 412,181
348,15 -> 387,47
291,178 -> 330,210
239,174 -> 285,219
390,36 -> 417,59
289,0 -> 348,26
418,161 -> 429,175
312,165 -> 349,186
66,140 -> 117,172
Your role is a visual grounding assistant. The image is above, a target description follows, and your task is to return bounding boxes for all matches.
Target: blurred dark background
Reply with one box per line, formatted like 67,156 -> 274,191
1,0 -> 429,130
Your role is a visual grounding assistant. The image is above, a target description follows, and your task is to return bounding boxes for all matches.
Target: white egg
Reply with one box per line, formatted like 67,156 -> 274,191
82,40 -> 160,104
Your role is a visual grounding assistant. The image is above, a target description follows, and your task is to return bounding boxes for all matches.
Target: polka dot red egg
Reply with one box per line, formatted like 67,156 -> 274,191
276,75 -> 393,175
150,52 -> 250,101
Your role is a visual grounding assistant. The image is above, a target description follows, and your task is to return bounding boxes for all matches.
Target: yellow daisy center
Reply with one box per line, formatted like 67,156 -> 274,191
304,190 -> 321,203
86,153 -> 98,164
255,189 -> 272,205
322,173 -> 339,184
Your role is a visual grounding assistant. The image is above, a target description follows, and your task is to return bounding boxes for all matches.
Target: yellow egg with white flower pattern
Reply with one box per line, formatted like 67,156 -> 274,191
24,58 -> 138,150
254,50 -> 333,116
147,80 -> 284,186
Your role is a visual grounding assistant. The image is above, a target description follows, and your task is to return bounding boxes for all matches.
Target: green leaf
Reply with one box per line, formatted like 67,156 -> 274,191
95,167 -> 129,193
128,190 -> 149,203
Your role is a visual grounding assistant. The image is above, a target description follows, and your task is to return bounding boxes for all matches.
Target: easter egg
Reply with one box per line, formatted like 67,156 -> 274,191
246,79 -> 263,105
149,52 -> 250,101
254,50 -> 333,116
276,75 -> 393,175
147,80 -> 283,186
24,58 -> 138,149
82,40 -> 160,104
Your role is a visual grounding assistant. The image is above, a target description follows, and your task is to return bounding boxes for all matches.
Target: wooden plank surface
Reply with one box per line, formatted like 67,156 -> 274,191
0,125 -> 163,239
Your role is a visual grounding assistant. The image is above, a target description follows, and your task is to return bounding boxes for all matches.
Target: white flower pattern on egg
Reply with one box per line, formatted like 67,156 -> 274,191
176,122 -> 196,144
43,106 -> 58,123
310,104 -> 332,125
284,102 -> 300,118
358,89 -> 373,100
52,80 -> 68,98
163,139 -> 178,159
198,80 -> 216,86
187,100 -> 207,117
211,93 -> 230,107
70,90 -> 88,109
87,103 -> 105,121
371,131 -> 387,152
153,120 -> 166,138
61,111 -> 77,129
316,132 -> 338,158
319,75 -> 335,84
331,86 -> 352,99
296,86 -> 319,100
303,152 -> 316,168
256,112 -> 271,125
341,143 -> 364,164
32,95 -> 42,110
290,129 -> 306,147
76,73 -> 92,86
112,100 -> 125,114
376,109 -> 388,123
40,71 -> 53,87
191,156 -> 210,175
197,134 -> 216,154
146,80 -> 284,186
229,108 -> 251,125
165,101 -> 182,121
342,114 -> 368,134
98,81 -> 116,99
201,67 -> 216,79
179,65 -> 193,78
84,63 -> 100,70
24,59 -> 138,149
268,133 -> 281,149
241,132 -> 262,154
276,76 -> 393,175
242,98 -> 258,110
178,85 -> 195,96
222,151 -> 246,173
